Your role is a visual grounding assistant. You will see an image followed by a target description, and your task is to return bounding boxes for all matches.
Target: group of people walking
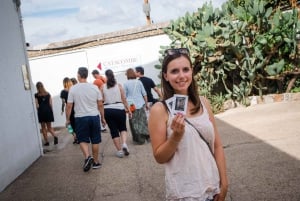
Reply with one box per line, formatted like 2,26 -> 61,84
34,65 -> 161,169
34,48 -> 228,201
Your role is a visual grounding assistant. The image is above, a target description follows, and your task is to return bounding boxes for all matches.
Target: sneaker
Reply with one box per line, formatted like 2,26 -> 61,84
54,137 -> 58,145
83,156 -> 94,172
44,142 -> 49,146
116,150 -> 124,158
122,144 -> 130,156
101,125 -> 107,132
92,162 -> 102,169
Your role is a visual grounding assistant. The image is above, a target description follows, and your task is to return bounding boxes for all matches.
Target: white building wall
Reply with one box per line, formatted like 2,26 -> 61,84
0,0 -> 42,192
29,35 -> 171,127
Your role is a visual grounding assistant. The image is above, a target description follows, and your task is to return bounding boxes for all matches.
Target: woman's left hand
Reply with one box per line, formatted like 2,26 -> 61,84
145,104 -> 149,111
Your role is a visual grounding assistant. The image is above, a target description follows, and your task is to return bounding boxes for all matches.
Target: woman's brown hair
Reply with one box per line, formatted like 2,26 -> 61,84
105,69 -> 117,88
36,81 -> 48,96
126,68 -> 137,80
63,77 -> 73,90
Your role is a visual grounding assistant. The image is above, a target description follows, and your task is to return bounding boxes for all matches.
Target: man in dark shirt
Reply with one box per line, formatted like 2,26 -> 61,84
135,66 -> 162,105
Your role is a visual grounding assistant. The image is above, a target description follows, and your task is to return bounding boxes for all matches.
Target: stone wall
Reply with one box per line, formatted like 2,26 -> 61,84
251,92 -> 300,105
224,92 -> 300,111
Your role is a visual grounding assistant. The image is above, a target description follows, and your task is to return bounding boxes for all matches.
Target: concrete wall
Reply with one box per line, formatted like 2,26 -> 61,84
0,0 -> 42,192
29,35 -> 171,127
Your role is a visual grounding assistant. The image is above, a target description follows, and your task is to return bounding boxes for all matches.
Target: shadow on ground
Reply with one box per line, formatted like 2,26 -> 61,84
217,119 -> 300,201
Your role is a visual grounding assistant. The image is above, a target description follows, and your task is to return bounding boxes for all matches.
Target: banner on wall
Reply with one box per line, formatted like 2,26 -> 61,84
97,55 -> 141,73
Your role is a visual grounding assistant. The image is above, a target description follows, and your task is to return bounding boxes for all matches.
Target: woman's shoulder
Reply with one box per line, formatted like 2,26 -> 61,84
61,90 -> 68,98
150,101 -> 168,114
35,92 -> 49,97
123,80 -> 130,86
149,101 -> 169,123
199,96 -> 214,118
199,96 -> 210,107
124,79 -> 135,86
117,83 -> 123,89
60,89 -> 67,94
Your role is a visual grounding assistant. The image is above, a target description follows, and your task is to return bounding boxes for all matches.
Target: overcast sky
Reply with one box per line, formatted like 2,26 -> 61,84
21,0 -> 228,47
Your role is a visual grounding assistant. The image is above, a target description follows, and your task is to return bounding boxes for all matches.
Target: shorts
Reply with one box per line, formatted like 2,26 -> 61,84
104,108 -> 127,139
75,115 -> 101,144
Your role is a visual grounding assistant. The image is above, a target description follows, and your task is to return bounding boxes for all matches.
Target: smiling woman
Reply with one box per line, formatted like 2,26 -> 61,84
148,48 -> 228,200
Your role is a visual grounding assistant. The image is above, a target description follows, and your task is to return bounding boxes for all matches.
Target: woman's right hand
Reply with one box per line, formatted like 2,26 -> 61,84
128,111 -> 133,119
65,120 -> 70,128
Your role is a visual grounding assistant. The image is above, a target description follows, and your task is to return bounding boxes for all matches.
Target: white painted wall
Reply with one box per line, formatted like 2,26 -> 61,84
0,0 -> 42,192
29,35 -> 171,127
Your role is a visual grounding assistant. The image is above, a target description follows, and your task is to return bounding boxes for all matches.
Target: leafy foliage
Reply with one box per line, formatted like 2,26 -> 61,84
209,93 -> 226,114
157,0 -> 300,110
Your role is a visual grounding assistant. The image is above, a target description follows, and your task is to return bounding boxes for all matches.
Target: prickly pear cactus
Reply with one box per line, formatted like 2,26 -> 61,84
158,0 -> 300,105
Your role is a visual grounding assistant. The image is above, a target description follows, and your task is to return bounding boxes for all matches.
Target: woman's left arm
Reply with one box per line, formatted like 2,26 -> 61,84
203,97 -> 228,201
119,84 -> 132,118
139,82 -> 149,110
143,95 -> 149,110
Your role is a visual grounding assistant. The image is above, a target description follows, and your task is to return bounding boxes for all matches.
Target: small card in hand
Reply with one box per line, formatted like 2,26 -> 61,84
165,94 -> 188,115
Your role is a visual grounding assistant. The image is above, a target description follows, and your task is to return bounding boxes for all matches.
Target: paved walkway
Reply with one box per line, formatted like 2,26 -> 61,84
0,101 -> 299,201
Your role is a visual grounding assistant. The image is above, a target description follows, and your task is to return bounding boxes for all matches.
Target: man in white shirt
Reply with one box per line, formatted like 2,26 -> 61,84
66,67 -> 106,172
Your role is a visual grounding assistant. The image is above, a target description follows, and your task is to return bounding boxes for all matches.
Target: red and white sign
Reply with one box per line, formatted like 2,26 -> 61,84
97,56 -> 140,72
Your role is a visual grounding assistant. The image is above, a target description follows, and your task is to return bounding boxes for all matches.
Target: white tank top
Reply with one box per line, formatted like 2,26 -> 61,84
103,84 -> 124,110
165,101 -> 220,200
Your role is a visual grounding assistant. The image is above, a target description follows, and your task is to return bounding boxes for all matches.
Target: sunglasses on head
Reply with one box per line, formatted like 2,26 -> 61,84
164,48 -> 190,56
